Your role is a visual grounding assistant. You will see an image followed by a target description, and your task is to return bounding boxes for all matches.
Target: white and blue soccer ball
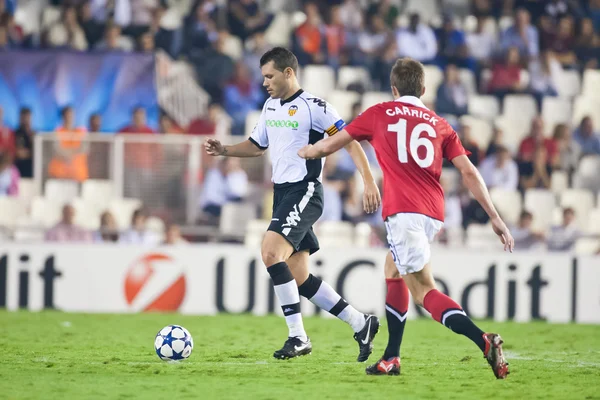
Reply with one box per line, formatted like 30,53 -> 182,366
154,325 -> 194,361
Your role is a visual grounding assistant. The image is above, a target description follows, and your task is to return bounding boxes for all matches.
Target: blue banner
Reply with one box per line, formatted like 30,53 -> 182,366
0,51 -> 158,132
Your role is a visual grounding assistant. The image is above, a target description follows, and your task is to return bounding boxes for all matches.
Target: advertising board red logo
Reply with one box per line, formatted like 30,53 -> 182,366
124,253 -> 186,312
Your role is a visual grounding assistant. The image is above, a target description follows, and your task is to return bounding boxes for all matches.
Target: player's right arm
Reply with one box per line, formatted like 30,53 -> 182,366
452,154 -> 515,252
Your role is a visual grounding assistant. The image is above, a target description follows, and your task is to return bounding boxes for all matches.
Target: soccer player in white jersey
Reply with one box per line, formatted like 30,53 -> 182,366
205,47 -> 382,361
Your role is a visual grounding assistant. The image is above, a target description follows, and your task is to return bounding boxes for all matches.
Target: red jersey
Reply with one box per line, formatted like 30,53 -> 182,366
345,96 -> 469,221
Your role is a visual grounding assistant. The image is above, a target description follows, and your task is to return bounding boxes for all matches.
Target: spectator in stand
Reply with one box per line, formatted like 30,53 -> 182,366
223,62 -> 263,136
188,102 -> 219,135
89,113 -> 102,133
94,211 -> 119,242
182,0 -> 218,60
458,124 -> 481,166
512,210 -> 545,250
95,24 -> 133,51
199,157 -> 248,218
338,0 -> 363,31
499,8 -> 539,60
163,223 -> 188,245
367,0 -> 399,29
547,207 -> 580,251
435,14 -> 475,71
547,17 -> 577,68
1,12 -> 23,47
528,50 -> 561,110
244,32 -> 272,87
138,31 -> 155,52
478,145 -> 519,190
195,31 -> 235,102
518,117 -> 556,189
292,2 -> 326,65
396,13 -> 438,64
227,0 -> 273,42
48,106 -> 89,182
466,16 -> 496,69
574,18 -> 600,70
573,116 -> 600,155
319,154 -> 344,222
553,123 -> 580,176
90,0 -> 132,27
488,46 -> 526,103
47,5 -> 88,51
435,64 -> 469,117
324,5 -> 346,69
544,0 -> 583,22
120,107 -> 154,134
486,126 -> 505,156
0,25 -> 10,50
45,204 -> 92,242
356,14 -> 393,76
0,106 -> 14,158
518,117 -> 558,163
592,0 -> 600,33
78,1 -> 105,48
119,207 -> 161,245
14,107 -> 34,178
158,113 -> 182,134
0,151 -> 18,196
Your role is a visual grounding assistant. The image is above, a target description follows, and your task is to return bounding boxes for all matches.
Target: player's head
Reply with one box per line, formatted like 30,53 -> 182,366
390,58 -> 425,99
260,47 -> 299,99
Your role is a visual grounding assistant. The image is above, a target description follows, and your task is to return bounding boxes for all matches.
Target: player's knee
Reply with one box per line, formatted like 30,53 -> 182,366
261,249 -> 285,267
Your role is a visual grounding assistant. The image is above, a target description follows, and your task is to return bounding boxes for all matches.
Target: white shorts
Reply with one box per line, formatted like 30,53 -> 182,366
385,213 -> 444,276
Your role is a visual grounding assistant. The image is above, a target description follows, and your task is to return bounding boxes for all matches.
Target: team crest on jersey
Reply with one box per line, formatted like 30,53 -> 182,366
288,105 -> 298,116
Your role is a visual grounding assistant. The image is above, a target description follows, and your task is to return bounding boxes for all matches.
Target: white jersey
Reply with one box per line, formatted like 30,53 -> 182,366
249,89 -> 346,184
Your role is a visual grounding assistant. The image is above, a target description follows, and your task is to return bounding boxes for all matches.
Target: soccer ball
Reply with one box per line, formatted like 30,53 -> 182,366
154,325 -> 194,361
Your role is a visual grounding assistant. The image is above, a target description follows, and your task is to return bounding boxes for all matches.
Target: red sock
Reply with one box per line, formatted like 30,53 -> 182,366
383,278 -> 409,360
423,289 -> 486,352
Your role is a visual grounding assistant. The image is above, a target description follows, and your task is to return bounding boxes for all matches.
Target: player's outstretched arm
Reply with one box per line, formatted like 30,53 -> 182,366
297,130 -> 354,159
344,140 -> 381,214
452,155 -> 515,252
204,138 -> 266,158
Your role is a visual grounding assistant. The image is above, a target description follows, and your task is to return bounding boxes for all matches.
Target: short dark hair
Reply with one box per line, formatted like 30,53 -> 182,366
19,107 -> 31,115
260,47 -> 298,74
520,210 -> 533,220
390,58 -> 425,98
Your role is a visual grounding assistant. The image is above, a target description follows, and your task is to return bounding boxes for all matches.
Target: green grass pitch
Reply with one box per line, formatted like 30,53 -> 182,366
1,311 -> 599,399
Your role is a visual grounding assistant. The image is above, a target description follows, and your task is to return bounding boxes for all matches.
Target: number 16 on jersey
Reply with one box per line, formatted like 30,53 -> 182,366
388,119 -> 437,169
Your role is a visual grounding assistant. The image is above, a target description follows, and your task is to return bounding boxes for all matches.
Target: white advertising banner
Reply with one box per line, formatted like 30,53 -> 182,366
0,245 -> 595,323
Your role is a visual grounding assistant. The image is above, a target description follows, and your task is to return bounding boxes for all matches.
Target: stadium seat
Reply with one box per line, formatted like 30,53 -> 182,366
574,238 -> 600,255
337,66 -> 370,91
219,202 -> 257,239
81,179 -> 114,211
41,6 -> 61,30
550,170 -> 569,195
422,65 -> 444,104
581,69 -> 600,99
587,208 -> 600,234
361,91 -> 393,109
541,97 -> 572,134
572,96 -> 600,128
490,188 -> 522,226
405,0 -> 439,23
502,95 -> 537,126
519,69 -> 530,88
71,198 -> 101,231
560,189 -> 595,229
303,65 -> 336,99
498,16 -> 514,31
459,115 -> 493,149
109,198 -> 143,230
573,155 -> 600,192
221,34 -> 243,60
244,219 -> 270,248
0,197 -> 28,229
556,69 -> 581,98
459,68 -> 477,93
265,12 -> 292,47
465,223 -> 498,249
30,196 -> 62,228
18,178 -> 38,205
468,95 -> 499,120
494,115 -> 530,154
524,189 -> 556,231
441,167 -> 461,194
244,110 -> 262,138
146,216 -> 166,234
45,179 -> 79,205
13,228 -> 45,243
316,221 -> 354,248
328,90 -> 361,122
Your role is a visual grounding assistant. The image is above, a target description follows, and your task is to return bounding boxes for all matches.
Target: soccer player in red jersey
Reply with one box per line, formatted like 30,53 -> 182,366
298,58 -> 513,379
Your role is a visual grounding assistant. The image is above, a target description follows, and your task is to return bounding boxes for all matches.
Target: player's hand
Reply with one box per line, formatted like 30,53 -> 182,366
204,138 -> 225,156
491,216 -> 514,252
362,180 -> 381,214
298,145 -> 314,159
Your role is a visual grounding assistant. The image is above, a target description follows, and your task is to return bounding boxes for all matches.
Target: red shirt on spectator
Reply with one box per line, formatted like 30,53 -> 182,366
488,64 -> 521,91
518,136 -> 558,162
187,119 -> 216,135
119,125 -> 155,134
119,125 -> 158,169
0,125 -> 15,157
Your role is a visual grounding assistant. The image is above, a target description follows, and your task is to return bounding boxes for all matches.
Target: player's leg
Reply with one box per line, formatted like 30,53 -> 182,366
288,247 -> 379,362
403,264 -> 509,378
366,252 -> 408,375
261,231 -> 311,359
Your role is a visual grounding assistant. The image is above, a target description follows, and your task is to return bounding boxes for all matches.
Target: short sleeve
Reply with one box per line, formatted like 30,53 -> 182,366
307,96 -> 347,136
345,107 -> 375,142
443,128 -> 470,161
249,101 -> 269,150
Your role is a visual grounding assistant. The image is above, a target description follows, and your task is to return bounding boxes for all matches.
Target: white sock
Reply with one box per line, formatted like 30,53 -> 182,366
338,305 -> 366,332
271,269 -> 307,341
